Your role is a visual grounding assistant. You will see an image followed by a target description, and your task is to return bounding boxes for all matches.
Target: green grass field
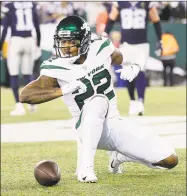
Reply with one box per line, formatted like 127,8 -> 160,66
1,86 -> 186,196
1,142 -> 186,196
1,86 -> 186,124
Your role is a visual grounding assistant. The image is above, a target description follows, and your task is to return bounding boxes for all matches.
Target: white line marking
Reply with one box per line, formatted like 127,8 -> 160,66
1,116 -> 186,148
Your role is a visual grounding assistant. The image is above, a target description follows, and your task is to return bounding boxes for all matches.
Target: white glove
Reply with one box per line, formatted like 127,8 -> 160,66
115,64 -> 141,82
61,80 -> 87,95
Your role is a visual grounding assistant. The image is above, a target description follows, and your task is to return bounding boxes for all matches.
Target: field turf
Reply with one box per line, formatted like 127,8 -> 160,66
1,86 -> 186,124
1,142 -> 186,196
1,86 -> 186,195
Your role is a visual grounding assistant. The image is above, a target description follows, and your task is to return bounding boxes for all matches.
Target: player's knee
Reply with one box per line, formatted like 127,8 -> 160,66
153,154 -> 178,169
90,94 -> 108,103
89,94 -> 109,117
89,94 -> 109,109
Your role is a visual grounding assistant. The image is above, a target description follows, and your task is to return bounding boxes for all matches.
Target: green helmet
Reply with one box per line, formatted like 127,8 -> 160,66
54,15 -> 91,60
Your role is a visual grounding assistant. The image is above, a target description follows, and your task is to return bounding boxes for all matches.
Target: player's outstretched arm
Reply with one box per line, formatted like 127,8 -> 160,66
104,4 -> 119,35
19,76 -> 87,104
19,75 -> 62,104
149,6 -> 163,56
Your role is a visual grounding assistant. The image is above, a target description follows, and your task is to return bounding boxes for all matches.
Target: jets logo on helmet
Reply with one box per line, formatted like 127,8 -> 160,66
53,15 -> 91,62
81,23 -> 90,32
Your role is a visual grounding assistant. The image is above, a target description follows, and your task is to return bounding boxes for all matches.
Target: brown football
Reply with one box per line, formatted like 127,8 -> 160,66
34,160 -> 61,186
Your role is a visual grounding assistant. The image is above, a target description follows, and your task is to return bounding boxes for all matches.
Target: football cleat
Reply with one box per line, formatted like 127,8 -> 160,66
137,99 -> 144,116
28,104 -> 37,113
108,151 -> 122,174
128,100 -> 144,116
128,100 -> 138,116
77,167 -> 98,183
10,102 -> 26,116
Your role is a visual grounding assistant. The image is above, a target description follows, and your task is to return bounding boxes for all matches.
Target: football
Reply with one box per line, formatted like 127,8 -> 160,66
34,160 -> 61,186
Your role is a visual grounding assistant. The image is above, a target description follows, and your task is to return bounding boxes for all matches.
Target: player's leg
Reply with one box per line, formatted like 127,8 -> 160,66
7,37 -> 25,116
119,43 -> 138,116
22,37 -> 37,112
135,43 -> 149,115
169,58 -> 175,86
77,94 -> 109,182
135,71 -> 147,115
126,80 -> 139,116
75,136 -> 83,176
107,118 -> 178,170
162,60 -> 167,86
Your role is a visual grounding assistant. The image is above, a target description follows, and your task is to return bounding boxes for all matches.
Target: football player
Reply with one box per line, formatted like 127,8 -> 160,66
19,16 -> 178,183
0,2 -> 41,115
104,1 -> 163,116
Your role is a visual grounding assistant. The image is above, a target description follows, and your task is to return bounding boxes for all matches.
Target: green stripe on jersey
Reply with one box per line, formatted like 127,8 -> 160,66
75,111 -> 83,129
96,39 -> 111,55
40,65 -> 70,70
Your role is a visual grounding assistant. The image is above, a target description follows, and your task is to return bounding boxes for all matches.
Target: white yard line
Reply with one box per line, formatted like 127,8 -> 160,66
1,116 -> 186,148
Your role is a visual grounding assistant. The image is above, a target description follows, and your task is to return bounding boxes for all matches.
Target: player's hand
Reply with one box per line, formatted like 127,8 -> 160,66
115,64 -> 140,82
61,80 -> 87,95
155,41 -> 163,57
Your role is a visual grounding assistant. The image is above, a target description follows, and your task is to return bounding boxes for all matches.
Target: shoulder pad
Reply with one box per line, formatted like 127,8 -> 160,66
40,57 -> 71,71
88,36 -> 114,64
91,36 -> 114,56
96,37 -> 114,55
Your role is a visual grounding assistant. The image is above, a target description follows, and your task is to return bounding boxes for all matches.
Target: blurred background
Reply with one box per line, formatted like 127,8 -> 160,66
0,1 -> 186,123
1,1 -> 186,88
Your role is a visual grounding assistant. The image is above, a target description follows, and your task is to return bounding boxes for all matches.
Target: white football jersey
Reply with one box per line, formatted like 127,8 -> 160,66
40,36 -> 120,120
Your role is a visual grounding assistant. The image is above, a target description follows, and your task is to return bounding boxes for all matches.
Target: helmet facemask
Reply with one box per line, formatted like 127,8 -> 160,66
54,36 -> 81,58
54,26 -> 91,63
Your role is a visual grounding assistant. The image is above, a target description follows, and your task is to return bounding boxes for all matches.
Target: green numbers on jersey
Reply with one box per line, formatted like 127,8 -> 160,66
74,78 -> 94,110
74,69 -> 115,110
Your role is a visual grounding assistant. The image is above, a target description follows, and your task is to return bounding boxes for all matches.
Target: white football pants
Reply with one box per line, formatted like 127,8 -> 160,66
7,36 -> 36,76
76,95 -> 176,171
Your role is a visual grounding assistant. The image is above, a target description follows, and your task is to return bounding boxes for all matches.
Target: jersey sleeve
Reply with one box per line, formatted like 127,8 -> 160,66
95,37 -> 115,62
40,59 -> 65,80
40,58 -> 74,82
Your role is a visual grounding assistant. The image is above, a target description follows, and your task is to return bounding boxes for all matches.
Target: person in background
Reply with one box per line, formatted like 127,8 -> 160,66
0,2 -> 41,116
72,2 -> 87,21
43,2 -> 74,24
104,1 -> 163,116
160,32 -> 179,86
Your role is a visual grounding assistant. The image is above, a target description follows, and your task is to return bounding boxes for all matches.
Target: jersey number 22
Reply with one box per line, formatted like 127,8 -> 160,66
74,69 -> 115,110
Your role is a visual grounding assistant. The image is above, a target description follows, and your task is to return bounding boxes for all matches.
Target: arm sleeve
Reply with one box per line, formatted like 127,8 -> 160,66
149,2 -> 162,41
104,2 -> 119,34
153,21 -> 162,41
104,18 -> 115,34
